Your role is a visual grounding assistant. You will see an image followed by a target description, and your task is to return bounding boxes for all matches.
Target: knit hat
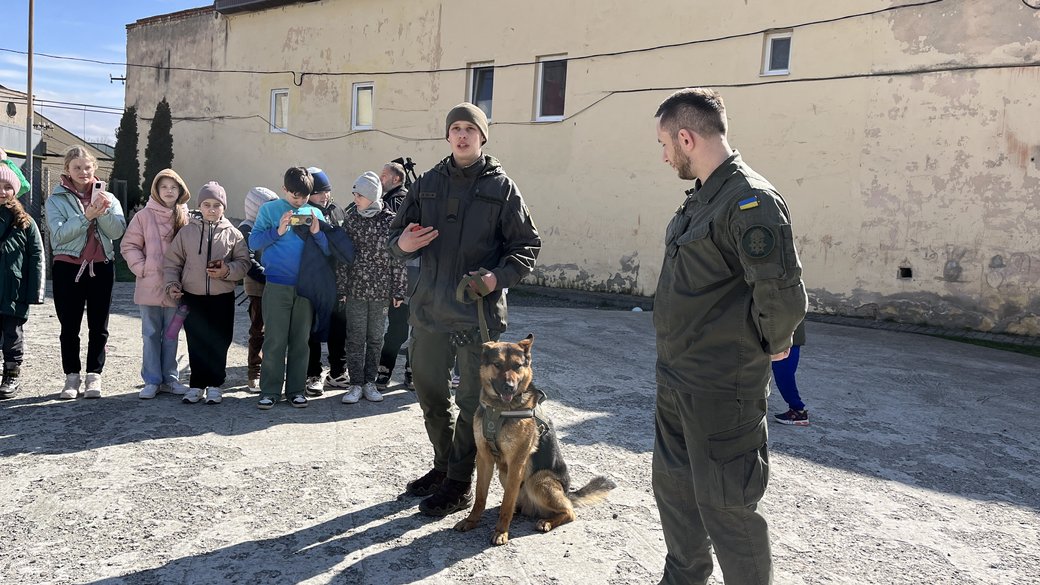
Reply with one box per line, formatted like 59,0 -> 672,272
197,181 -> 227,208
445,102 -> 489,144
244,186 -> 278,222
149,169 -> 190,206
0,166 -> 20,194
352,171 -> 382,202
308,167 -> 332,194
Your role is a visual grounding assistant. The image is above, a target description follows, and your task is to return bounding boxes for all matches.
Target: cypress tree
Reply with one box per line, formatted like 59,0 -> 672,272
142,98 -> 174,198
110,105 -> 143,210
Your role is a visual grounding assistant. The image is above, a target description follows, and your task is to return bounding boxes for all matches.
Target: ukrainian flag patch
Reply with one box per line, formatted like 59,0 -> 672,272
738,195 -> 759,210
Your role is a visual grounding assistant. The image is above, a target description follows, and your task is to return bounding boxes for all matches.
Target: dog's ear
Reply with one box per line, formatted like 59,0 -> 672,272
517,334 -> 533,355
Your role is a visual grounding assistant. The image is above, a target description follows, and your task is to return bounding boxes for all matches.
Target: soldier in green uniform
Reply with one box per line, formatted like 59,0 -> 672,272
389,103 -> 541,517
652,88 -> 808,585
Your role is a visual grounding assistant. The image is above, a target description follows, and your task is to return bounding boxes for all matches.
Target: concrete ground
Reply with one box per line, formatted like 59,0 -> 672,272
0,283 -> 1037,584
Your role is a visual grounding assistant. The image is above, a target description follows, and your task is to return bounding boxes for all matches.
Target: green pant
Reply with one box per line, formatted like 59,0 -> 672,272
652,387 -> 772,585
259,283 -> 313,400
410,326 -> 499,483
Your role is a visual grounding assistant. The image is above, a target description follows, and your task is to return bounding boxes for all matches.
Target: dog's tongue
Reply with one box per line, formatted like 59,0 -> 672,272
501,392 -> 515,404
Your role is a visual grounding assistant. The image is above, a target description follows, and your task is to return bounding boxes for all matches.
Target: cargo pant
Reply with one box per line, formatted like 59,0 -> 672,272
410,325 -> 500,483
259,283 -> 312,400
652,387 -> 772,585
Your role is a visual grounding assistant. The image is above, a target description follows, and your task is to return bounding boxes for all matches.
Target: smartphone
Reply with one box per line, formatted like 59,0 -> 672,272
207,259 -> 223,269
91,180 -> 107,205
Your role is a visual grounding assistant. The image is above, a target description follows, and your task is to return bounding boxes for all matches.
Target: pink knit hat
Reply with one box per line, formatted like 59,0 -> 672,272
0,166 -> 21,193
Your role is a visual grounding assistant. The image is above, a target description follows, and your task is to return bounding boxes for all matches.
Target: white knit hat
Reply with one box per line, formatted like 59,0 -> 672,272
244,186 -> 278,222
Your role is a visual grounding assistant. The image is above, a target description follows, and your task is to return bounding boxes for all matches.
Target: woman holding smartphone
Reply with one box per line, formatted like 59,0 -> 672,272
45,146 -> 126,400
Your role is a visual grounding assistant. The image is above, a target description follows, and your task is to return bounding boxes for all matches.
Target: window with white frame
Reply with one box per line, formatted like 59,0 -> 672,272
352,82 -> 374,130
535,56 -> 567,121
469,63 -> 495,120
762,31 -> 792,76
270,89 -> 288,133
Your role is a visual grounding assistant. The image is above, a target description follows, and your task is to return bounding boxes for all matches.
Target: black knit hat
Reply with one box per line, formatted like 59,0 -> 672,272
445,102 -> 488,144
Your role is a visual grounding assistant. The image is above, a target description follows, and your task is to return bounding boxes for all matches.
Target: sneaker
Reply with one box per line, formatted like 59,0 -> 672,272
182,388 -> 203,404
362,382 -> 383,402
59,373 -> 81,400
305,376 -> 324,396
139,384 -> 159,400
257,396 -> 275,410
341,385 -> 362,404
450,373 -> 460,389
290,394 -> 308,408
419,479 -> 473,517
403,368 -> 414,391
204,387 -> 223,405
325,373 -> 351,389
83,373 -> 102,399
162,381 -> 189,395
246,378 -> 261,393
774,408 -> 810,426
375,366 -> 392,390
406,469 -> 447,497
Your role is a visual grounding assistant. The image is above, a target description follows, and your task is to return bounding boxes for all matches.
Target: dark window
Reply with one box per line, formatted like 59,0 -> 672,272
769,37 -> 791,72
539,60 -> 567,118
471,66 -> 494,119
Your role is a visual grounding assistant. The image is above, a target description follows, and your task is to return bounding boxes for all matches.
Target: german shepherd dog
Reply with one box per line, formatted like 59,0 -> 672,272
453,334 -> 616,545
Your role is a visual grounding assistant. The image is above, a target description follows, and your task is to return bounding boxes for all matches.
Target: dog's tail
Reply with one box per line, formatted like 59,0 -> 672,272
567,476 -> 616,506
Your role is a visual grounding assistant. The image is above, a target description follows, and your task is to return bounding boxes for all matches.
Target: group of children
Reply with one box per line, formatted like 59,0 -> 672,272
0,145 -> 411,409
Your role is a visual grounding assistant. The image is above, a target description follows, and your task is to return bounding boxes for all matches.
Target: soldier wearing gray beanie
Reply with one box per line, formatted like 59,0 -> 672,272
445,103 -> 489,145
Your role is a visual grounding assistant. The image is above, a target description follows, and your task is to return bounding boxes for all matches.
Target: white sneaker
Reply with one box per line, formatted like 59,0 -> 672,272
341,385 -> 362,404
247,378 -> 261,393
362,382 -> 383,402
182,387 -> 203,404
139,384 -> 159,400
324,373 -> 351,389
204,387 -> 223,404
59,373 -> 81,400
305,375 -> 324,396
162,381 -> 189,395
83,373 -> 102,399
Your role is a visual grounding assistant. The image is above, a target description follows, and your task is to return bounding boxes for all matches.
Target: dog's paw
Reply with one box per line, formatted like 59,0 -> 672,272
535,519 -> 554,532
492,531 -> 510,546
453,518 -> 478,532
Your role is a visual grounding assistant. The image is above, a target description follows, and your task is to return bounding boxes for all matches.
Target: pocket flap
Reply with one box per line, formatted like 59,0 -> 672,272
708,416 -> 767,462
675,222 -> 711,246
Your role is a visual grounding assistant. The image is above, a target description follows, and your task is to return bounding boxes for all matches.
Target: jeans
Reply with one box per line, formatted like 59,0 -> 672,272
139,305 -> 179,386
770,345 -> 804,411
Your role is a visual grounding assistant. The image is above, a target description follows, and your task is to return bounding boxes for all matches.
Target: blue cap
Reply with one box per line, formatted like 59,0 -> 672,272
307,166 -> 332,194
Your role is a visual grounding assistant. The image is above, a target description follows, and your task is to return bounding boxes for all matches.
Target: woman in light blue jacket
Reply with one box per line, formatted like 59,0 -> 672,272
44,146 -> 125,399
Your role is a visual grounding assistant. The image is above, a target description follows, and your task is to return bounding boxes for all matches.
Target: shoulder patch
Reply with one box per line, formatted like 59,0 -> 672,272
741,225 -> 775,259
738,195 -> 759,210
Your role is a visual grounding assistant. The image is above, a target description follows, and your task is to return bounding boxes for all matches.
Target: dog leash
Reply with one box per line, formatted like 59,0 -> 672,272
454,268 -> 494,343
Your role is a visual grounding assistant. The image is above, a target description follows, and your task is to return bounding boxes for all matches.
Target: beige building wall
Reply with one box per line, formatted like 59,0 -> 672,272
125,0 -> 1040,335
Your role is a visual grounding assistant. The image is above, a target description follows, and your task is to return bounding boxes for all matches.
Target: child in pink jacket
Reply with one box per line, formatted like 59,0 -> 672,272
120,169 -> 191,399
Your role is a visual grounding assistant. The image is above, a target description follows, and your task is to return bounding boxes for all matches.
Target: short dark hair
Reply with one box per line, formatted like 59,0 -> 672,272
383,162 -> 405,184
655,88 -> 727,139
283,166 -> 313,197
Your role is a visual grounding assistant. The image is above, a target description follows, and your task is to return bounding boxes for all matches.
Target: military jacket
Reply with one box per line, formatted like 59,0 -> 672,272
654,152 -> 807,399
388,154 -> 540,334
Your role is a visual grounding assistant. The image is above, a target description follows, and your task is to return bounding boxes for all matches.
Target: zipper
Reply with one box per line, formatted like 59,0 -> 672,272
206,222 -> 214,295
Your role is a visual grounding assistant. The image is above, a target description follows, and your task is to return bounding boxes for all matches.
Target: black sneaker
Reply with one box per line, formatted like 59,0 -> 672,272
406,468 -> 447,497
774,408 -> 809,426
375,366 -> 392,390
403,368 -> 414,391
419,479 -> 472,517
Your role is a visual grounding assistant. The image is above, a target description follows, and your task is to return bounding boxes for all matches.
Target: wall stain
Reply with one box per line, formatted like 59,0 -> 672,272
531,253 -> 640,294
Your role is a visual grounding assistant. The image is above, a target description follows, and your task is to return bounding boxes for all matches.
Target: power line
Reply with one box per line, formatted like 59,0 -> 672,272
0,0 -> 947,86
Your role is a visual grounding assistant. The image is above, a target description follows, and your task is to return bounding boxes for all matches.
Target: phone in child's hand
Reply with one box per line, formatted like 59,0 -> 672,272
91,180 -> 107,205
207,259 -> 224,270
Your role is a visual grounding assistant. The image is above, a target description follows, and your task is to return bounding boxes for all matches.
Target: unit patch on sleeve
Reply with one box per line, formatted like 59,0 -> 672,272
738,195 -> 760,210
741,225 -> 775,260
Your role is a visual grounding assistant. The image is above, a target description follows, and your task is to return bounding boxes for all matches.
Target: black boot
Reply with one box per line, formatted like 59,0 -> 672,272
406,468 -> 447,497
0,362 -> 20,398
419,478 -> 472,517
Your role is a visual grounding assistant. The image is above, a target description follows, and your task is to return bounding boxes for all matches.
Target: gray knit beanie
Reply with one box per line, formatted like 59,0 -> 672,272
445,102 -> 489,144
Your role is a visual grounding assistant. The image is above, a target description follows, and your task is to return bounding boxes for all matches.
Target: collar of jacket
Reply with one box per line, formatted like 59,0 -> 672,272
432,154 -> 503,179
692,150 -> 743,205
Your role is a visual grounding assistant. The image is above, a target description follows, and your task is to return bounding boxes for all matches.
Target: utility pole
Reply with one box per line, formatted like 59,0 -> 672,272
24,0 -> 34,206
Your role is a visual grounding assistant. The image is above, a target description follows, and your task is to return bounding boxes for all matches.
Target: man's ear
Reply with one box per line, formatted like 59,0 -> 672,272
677,128 -> 696,151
